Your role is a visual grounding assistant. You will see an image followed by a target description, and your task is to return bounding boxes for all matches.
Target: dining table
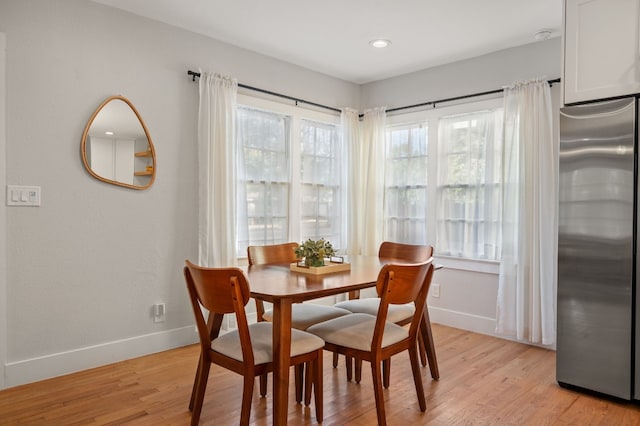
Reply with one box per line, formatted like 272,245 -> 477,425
245,255 -> 440,426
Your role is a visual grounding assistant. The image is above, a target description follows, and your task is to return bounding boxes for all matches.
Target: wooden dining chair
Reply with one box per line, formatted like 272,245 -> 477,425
247,242 -> 351,401
183,260 -> 324,425
308,260 -> 435,426
334,241 -> 433,382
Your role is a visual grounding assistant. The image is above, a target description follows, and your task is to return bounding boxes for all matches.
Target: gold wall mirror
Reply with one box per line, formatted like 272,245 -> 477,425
81,95 -> 156,190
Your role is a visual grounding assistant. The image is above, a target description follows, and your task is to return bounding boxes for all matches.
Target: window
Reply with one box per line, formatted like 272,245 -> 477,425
384,124 -> 428,244
300,119 -> 343,247
436,110 -> 503,260
237,107 -> 290,251
383,98 -> 503,262
236,96 -> 343,257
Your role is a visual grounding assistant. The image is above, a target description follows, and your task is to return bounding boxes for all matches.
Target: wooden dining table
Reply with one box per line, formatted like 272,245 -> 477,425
245,255 -> 440,426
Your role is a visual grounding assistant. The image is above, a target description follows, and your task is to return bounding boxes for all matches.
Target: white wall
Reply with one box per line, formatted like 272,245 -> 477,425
361,38 -> 562,110
0,0 -> 562,388
1,32 -> 8,389
0,0 -> 359,388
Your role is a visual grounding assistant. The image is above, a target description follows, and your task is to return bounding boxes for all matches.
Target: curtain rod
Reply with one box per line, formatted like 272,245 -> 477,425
187,70 -> 342,113
384,77 -> 562,115
188,70 -> 561,117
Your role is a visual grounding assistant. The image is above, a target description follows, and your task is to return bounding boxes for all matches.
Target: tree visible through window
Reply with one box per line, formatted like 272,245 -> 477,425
384,124 -> 428,244
383,102 -> 503,262
300,119 -> 342,247
436,109 -> 503,260
237,107 -> 290,254
236,101 -> 343,257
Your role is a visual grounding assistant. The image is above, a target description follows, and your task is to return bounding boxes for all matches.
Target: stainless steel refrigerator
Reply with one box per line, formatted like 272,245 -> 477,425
557,97 -> 638,400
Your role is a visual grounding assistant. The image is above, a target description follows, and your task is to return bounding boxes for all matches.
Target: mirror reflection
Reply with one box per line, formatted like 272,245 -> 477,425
81,95 -> 156,190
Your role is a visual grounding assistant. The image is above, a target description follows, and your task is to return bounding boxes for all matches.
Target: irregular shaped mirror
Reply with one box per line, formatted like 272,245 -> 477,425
81,95 -> 156,190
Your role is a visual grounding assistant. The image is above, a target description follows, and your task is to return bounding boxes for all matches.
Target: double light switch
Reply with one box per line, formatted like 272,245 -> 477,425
7,185 -> 41,206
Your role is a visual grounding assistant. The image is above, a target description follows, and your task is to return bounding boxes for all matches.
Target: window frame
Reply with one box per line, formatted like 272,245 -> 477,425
236,94 -> 342,259
385,97 -> 503,273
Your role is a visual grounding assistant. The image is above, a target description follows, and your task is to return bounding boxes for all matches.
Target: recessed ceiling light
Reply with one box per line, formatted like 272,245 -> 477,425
534,29 -> 552,41
105,131 -> 114,135
369,39 -> 391,49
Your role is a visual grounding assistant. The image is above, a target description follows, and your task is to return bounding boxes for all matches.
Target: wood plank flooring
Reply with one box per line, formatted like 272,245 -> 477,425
1,324 -> 639,425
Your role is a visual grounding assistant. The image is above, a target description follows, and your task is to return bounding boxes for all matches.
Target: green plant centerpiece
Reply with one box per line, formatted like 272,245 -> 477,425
294,238 -> 336,267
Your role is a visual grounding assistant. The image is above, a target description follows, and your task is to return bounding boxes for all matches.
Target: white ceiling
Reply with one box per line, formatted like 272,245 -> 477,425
92,0 -> 563,84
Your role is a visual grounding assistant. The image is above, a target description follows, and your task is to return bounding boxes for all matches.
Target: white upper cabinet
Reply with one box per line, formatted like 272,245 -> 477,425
563,0 -> 640,104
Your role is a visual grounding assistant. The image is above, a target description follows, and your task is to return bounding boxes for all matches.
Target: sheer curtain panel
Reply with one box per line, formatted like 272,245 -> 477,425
496,79 -> 557,345
197,71 -> 238,267
343,108 -> 360,254
345,107 -> 386,256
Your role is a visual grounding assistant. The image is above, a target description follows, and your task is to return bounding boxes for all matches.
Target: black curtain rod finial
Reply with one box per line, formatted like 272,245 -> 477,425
187,70 -> 200,82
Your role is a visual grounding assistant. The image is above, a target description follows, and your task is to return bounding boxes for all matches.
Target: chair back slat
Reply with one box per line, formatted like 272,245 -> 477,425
376,242 -> 433,298
372,261 -> 434,350
247,242 -> 299,265
378,241 -> 433,263
376,261 -> 431,306
184,260 -> 251,314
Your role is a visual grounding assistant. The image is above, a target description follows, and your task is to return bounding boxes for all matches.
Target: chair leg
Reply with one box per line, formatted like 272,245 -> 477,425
259,373 -> 268,397
371,360 -> 387,426
191,360 -> 211,426
304,362 -> 313,406
240,374 -> 255,426
295,364 -> 304,403
189,354 -> 203,410
355,358 -> 362,384
345,356 -> 353,381
408,344 -> 427,412
382,358 -> 390,388
418,333 -> 427,367
333,352 -> 339,368
313,351 -> 324,422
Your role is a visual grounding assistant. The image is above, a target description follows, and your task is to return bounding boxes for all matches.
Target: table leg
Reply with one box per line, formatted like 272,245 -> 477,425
420,306 -> 439,380
272,299 -> 293,426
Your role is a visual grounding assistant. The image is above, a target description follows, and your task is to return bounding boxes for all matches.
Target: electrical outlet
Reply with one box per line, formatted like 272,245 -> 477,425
431,283 -> 440,298
153,303 -> 166,323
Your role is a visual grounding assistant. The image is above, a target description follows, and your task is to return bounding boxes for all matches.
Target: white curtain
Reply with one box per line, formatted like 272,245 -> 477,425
496,78 -> 557,345
345,107 -> 386,256
343,108 -> 360,255
197,71 -> 238,267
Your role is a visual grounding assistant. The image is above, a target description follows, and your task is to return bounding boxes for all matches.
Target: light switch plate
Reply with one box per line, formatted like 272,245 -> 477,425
7,185 -> 41,206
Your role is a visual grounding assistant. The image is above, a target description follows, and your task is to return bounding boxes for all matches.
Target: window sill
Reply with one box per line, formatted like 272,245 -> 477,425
433,255 -> 499,275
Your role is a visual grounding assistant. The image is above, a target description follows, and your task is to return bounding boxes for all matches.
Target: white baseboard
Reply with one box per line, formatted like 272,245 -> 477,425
428,306 -> 556,350
428,305 -> 498,337
4,325 -> 198,389
3,307 -> 548,390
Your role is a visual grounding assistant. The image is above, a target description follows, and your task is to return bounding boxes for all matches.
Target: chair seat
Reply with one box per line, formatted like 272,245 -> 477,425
334,298 -> 415,324
306,313 -> 409,352
263,303 -> 351,330
211,322 -> 325,365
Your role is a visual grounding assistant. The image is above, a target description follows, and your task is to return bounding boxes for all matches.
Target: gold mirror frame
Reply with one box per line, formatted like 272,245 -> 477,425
81,95 -> 156,190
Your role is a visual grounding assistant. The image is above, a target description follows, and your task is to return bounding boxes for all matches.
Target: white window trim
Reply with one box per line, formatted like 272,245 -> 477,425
386,97 -> 504,274
237,94 -> 341,258
434,255 -> 499,275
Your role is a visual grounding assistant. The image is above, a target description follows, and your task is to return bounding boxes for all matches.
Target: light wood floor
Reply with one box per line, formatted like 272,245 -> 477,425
1,324 -> 639,425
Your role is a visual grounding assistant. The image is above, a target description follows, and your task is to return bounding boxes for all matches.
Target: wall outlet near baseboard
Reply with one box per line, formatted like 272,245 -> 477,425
431,283 -> 440,298
153,303 -> 166,323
